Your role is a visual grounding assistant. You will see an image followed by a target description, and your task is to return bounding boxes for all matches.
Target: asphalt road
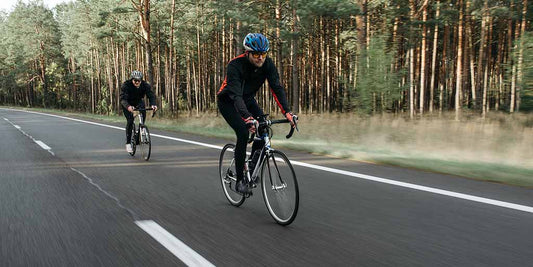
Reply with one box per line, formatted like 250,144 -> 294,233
1,108 -> 532,266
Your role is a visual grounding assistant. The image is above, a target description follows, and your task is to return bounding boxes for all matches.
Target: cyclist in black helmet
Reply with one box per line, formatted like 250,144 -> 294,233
217,33 -> 296,194
120,70 -> 158,153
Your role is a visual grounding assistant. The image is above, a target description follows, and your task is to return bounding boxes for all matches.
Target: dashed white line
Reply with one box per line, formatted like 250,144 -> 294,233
4,116 -> 55,155
136,220 -> 215,267
35,140 -> 51,150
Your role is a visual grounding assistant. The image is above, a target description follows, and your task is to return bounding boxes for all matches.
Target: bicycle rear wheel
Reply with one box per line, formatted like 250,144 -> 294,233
129,125 -> 136,156
219,144 -> 245,206
261,150 -> 299,225
139,126 -> 151,161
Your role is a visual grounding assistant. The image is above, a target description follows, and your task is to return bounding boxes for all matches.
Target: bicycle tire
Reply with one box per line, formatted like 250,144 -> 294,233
219,144 -> 245,206
139,126 -> 151,161
261,150 -> 299,225
129,124 -> 136,156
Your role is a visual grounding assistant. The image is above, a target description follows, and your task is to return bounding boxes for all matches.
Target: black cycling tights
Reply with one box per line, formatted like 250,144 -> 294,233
218,99 -> 265,182
122,102 -> 146,144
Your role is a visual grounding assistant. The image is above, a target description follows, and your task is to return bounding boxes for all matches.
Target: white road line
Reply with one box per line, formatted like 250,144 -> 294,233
4,116 -> 55,155
35,140 -> 51,150
4,108 -> 533,215
151,133 -> 223,150
136,220 -> 215,267
291,161 -> 533,214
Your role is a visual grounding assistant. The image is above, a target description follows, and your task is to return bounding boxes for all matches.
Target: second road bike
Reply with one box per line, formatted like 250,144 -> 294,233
129,106 -> 155,161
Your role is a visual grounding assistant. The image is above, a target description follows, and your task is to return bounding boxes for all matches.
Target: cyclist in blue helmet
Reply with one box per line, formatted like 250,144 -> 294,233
217,33 -> 296,194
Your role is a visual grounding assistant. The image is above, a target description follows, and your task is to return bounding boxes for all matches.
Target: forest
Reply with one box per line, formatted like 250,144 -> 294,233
0,0 -> 532,119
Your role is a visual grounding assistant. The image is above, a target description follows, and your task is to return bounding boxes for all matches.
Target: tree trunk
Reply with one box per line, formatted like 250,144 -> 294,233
509,1 -> 516,113
39,41 -> 47,108
516,0 -> 527,112
466,0 -> 476,109
131,0 -> 154,87
455,0 -> 464,120
291,1 -> 299,113
429,0 -> 440,114
275,0 -> 283,80
186,51 -> 192,114
480,0 -> 489,117
409,0 -> 416,119
106,40 -> 114,114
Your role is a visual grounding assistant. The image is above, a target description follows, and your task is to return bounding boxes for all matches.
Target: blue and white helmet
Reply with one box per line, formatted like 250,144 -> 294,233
243,33 -> 270,52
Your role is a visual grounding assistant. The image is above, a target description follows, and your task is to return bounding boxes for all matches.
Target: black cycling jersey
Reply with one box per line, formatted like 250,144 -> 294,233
120,79 -> 156,109
217,53 -> 291,118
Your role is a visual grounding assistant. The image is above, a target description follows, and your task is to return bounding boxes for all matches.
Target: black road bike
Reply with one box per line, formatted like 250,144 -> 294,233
129,107 -> 155,161
219,114 -> 299,225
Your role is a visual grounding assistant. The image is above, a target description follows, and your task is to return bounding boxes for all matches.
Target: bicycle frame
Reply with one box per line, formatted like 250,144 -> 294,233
132,107 -> 154,143
133,111 -> 146,127
245,116 -> 298,185
246,134 -> 271,183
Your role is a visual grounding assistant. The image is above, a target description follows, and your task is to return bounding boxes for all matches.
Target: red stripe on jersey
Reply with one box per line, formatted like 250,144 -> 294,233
270,88 -> 286,114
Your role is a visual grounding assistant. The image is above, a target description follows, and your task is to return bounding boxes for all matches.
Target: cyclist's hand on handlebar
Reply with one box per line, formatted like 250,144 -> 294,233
151,105 -> 158,112
285,112 -> 297,128
127,106 -> 134,113
244,116 -> 258,133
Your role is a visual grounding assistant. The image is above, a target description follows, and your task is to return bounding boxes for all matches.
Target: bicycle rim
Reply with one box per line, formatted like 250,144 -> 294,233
261,150 -> 299,225
140,126 -> 151,161
219,144 -> 244,206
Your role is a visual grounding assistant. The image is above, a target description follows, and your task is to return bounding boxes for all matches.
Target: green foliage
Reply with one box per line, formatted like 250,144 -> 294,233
298,0 -> 359,19
96,85 -> 111,114
0,0 -> 531,117
0,0 -> 64,107
518,32 -> 533,112
351,35 -> 403,114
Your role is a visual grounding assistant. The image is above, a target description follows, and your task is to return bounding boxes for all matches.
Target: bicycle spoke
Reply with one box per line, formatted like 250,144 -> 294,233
270,153 -> 286,187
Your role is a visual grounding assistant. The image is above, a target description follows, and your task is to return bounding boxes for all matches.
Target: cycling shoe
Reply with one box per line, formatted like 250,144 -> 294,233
235,180 -> 252,194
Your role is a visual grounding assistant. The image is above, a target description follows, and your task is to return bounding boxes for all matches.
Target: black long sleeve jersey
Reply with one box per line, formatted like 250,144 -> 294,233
217,53 -> 291,119
120,80 -> 157,109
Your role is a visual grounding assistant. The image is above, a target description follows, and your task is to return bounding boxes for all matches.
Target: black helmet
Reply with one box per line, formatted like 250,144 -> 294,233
131,70 -> 143,80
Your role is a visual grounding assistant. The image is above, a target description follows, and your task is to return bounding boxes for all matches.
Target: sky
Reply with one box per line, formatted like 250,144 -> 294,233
1,0 -> 72,13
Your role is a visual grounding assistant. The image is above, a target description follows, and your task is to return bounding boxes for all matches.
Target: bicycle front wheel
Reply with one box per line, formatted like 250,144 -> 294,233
139,126 -> 151,161
261,150 -> 299,225
129,125 -> 136,156
219,144 -> 245,206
